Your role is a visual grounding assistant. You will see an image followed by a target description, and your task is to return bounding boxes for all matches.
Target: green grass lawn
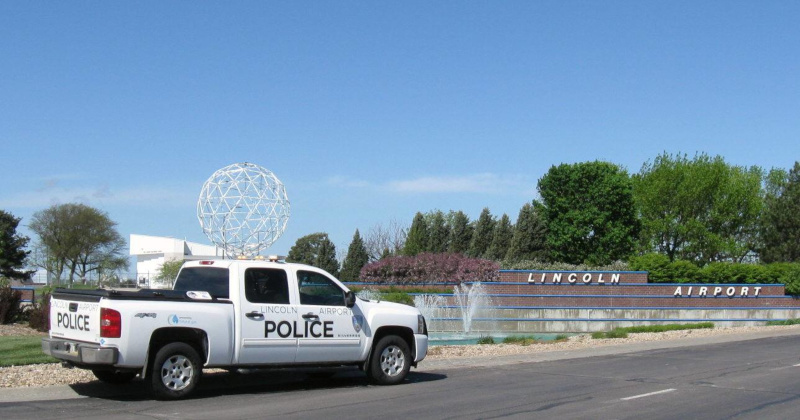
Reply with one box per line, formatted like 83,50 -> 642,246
0,336 -> 57,367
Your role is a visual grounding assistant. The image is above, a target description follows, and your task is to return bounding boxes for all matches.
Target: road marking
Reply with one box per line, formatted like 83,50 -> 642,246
621,388 -> 677,401
794,363 -> 800,367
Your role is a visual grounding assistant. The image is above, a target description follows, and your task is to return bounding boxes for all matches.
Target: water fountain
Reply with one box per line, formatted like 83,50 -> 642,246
413,294 -> 445,331
452,282 -> 491,334
356,287 -> 382,302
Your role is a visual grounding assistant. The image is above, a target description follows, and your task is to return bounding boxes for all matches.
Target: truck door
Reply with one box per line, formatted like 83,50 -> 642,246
294,270 -> 363,363
237,267 -> 298,364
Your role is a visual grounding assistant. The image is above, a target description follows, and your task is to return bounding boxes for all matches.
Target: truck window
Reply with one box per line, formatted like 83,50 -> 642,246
173,267 -> 230,299
245,268 -> 290,304
297,271 -> 345,306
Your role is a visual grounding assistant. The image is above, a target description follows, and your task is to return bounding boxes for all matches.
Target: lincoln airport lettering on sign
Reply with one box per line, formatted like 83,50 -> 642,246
673,286 -> 762,297
527,272 -> 621,284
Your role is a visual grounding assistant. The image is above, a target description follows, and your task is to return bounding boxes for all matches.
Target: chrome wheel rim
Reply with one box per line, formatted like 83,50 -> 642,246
160,355 -> 194,391
379,345 -> 405,377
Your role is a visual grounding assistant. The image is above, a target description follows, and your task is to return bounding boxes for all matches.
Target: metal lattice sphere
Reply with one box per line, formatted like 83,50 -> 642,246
197,162 -> 290,258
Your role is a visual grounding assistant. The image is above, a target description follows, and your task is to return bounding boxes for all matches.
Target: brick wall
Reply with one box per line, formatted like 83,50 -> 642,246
459,271 -> 800,309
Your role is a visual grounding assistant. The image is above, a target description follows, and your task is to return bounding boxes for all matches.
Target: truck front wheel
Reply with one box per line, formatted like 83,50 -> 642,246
149,342 -> 203,400
368,335 -> 411,385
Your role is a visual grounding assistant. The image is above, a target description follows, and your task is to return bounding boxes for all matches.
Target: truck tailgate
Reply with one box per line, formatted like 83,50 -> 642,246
49,293 -> 101,344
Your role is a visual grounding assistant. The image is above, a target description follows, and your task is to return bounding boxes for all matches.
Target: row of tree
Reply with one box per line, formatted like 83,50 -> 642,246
309,154 -> 800,282
402,206 -> 547,262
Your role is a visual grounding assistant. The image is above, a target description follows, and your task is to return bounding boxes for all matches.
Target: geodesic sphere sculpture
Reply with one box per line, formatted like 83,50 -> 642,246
197,162 -> 290,258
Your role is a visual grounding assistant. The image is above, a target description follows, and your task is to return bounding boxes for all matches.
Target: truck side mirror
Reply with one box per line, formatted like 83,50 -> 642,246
345,291 -> 356,308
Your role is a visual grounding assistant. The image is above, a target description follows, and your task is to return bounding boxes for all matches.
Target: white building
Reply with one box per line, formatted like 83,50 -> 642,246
129,234 -> 224,285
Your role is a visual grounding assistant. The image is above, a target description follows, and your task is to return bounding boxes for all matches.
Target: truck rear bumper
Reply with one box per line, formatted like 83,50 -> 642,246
414,334 -> 428,363
42,338 -> 118,365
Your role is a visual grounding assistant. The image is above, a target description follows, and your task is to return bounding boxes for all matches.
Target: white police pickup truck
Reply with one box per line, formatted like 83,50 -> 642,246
43,259 -> 428,399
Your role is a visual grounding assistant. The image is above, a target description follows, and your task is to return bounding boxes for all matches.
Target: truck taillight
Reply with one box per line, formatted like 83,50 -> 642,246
100,308 -> 121,338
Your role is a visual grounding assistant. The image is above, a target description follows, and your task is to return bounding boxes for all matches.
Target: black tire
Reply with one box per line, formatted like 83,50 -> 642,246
92,369 -> 137,384
149,342 -> 203,400
367,335 -> 411,385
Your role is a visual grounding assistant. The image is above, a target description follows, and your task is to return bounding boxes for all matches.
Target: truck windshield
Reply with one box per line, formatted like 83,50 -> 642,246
173,267 -> 230,299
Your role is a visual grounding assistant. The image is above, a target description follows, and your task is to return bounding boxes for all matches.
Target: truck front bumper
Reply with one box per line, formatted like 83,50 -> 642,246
42,338 -> 118,365
414,334 -> 428,363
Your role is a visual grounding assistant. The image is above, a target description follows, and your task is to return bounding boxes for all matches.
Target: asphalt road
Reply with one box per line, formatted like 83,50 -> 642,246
2,333 -> 800,419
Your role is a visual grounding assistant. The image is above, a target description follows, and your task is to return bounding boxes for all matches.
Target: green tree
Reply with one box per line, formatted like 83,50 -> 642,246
469,208 -> 495,258
506,202 -> 548,261
539,161 -> 640,265
426,210 -> 449,253
155,259 -> 184,288
340,229 -> 369,282
0,210 -> 33,281
287,232 -> 340,277
761,162 -> 800,262
487,214 -> 514,261
633,153 -> 763,263
447,210 -> 472,254
29,203 -> 128,285
403,212 -> 429,256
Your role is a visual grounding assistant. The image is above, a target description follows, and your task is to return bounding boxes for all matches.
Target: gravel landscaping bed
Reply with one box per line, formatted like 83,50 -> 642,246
2,323 -> 798,389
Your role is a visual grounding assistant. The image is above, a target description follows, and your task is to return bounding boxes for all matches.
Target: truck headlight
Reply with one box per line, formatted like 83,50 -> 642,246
417,315 -> 427,335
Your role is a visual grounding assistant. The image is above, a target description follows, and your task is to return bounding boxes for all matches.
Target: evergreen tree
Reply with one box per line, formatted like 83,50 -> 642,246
426,210 -> 449,253
403,212 -> 429,256
340,229 -> 369,282
469,208 -> 495,258
487,214 -> 514,261
447,210 -> 472,254
506,202 -> 548,261
761,162 -> 800,262
287,232 -> 340,277
0,210 -> 32,281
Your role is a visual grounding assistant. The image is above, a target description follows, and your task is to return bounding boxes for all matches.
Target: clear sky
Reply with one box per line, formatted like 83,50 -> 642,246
2,1 -> 799,269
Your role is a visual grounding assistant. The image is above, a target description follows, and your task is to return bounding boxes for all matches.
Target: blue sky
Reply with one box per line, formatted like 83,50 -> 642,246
1,1 -> 799,268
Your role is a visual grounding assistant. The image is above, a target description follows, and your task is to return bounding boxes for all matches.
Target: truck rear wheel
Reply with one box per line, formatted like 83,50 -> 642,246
149,342 -> 203,400
92,369 -> 137,384
367,335 -> 411,385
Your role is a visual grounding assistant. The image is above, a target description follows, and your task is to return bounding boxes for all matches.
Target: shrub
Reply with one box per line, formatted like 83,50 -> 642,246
592,330 -> 628,339
629,253 -> 671,282
592,322 -> 713,338
781,265 -> 800,296
502,260 -> 630,272
502,335 -> 539,345
476,335 -> 495,345
669,260 -> 701,283
27,290 -> 51,332
701,263 -> 776,284
0,279 -> 23,324
360,253 -> 499,285
379,292 -> 415,306
766,319 -> 800,326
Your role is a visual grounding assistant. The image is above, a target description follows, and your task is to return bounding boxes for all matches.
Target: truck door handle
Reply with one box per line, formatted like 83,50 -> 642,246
246,311 -> 264,320
302,313 -> 319,320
